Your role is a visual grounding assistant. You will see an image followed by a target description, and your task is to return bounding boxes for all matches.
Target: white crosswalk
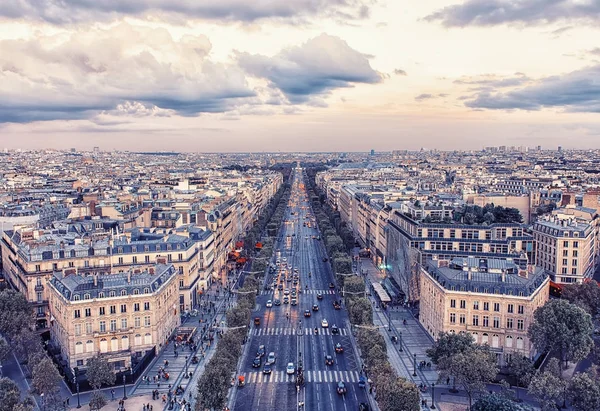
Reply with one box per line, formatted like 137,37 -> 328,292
241,370 -> 361,384
261,289 -> 336,296
251,327 -> 348,336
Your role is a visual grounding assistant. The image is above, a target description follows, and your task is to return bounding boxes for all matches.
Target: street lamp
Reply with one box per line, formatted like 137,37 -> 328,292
413,353 -> 417,377
122,372 -> 127,400
74,376 -> 81,408
185,356 -> 189,378
430,383 -> 436,409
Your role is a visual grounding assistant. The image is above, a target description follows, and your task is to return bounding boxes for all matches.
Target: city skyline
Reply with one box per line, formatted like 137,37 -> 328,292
1,0 -> 600,151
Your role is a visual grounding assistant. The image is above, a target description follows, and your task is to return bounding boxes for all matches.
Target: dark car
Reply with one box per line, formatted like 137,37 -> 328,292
263,363 -> 272,374
274,299 -> 281,306
312,304 -> 319,311
304,310 -> 311,317
325,355 -> 334,366
317,294 -> 323,300
322,257 -> 328,262
329,282 -> 335,289
335,342 -> 344,353
333,301 -> 341,310
337,381 -> 347,395
252,357 -> 261,368
257,345 -> 266,357
331,325 -> 339,335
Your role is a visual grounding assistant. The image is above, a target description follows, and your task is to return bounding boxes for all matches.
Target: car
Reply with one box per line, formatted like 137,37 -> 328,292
263,363 -> 272,374
274,299 -> 281,306
304,310 -> 311,317
286,362 -> 295,375
333,301 -> 341,310
291,290 -> 297,297
284,289 -> 290,295
278,284 -> 284,290
329,282 -> 335,289
321,319 -> 329,328
325,355 -> 334,366
294,268 -> 299,273
257,345 -> 266,357
312,304 -> 319,311
282,257 -> 287,262
267,352 -> 276,364
317,294 -> 323,300
335,343 -> 344,353
322,257 -> 328,262
266,300 -> 273,308
252,356 -> 261,368
283,297 -> 289,304
336,381 -> 347,395
291,298 -> 297,306
331,325 -> 339,335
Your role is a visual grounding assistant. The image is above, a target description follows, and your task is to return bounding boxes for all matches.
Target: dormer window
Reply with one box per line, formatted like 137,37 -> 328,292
109,291 -> 116,297
84,293 -> 91,300
73,295 -> 80,301
121,290 -> 127,296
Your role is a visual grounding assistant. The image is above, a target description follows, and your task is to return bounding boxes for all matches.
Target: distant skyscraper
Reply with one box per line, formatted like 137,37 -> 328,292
370,149 -> 375,156
558,146 -> 562,152
537,145 -> 542,151
93,146 -> 100,153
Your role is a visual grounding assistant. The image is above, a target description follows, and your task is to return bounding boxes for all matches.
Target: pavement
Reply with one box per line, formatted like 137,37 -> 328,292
229,170 -> 371,411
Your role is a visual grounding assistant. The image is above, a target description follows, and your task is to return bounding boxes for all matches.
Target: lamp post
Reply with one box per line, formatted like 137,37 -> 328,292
413,353 -> 417,377
185,356 -> 189,378
430,383 -> 436,409
388,312 -> 392,332
398,331 -> 403,352
122,372 -> 127,400
74,377 -> 81,408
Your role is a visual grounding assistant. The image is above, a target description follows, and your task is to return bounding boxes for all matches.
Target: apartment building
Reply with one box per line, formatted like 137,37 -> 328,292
532,208 -> 597,284
48,264 -> 180,370
419,258 -> 549,365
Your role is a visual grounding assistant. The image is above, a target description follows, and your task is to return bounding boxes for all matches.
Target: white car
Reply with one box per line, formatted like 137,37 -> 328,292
321,319 -> 329,328
266,300 -> 273,308
284,289 -> 290,295
267,352 -> 276,365
286,362 -> 295,375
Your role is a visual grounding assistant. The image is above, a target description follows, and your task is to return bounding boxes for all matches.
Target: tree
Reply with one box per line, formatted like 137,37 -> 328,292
0,290 -> 32,337
333,256 -> 352,274
562,281 -> 600,317
347,298 -> 372,326
0,377 -> 22,411
377,375 -> 420,411
0,335 -> 11,363
472,393 -> 530,411
86,356 -> 116,390
507,355 -> 535,388
226,306 -> 250,328
196,361 -> 230,410
31,357 -> 62,396
528,299 -> 594,369
568,370 -> 600,411
438,347 -> 498,409
13,328 -> 43,360
528,359 -> 566,411
88,390 -> 107,410
344,276 -> 365,295
426,331 -> 474,364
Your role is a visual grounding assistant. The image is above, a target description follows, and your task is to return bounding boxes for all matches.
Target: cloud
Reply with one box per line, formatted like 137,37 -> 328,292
454,73 -> 531,88
394,69 -> 407,76
415,93 -> 435,101
237,33 -> 382,105
463,65 -> 600,112
0,0 -> 376,24
0,23 -> 257,123
589,48 -> 600,56
425,0 -> 600,27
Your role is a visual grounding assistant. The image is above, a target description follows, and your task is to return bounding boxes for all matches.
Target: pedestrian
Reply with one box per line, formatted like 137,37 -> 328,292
111,389 -> 115,401
446,376 -> 450,385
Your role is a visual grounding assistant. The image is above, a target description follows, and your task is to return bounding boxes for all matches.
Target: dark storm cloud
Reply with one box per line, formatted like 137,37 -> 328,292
0,0 -> 377,24
425,0 -> 600,27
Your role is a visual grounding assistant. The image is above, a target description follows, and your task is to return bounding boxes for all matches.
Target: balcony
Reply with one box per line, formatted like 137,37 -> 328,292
34,284 -> 44,291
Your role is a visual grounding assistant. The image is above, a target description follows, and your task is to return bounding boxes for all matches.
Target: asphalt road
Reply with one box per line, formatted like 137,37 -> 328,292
233,169 -> 368,411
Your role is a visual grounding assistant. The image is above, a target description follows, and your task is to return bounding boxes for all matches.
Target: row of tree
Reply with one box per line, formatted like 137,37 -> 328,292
305,168 -> 420,411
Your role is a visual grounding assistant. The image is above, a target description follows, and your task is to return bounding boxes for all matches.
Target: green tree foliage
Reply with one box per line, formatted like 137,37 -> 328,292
0,290 -> 32,338
0,335 -> 11,363
377,374 -> 420,411
561,281 -> 600,317
86,356 -> 116,390
88,390 -> 107,410
347,298 -> 372,326
226,306 -> 250,328
452,204 -> 523,225
0,377 -> 23,411
568,369 -> 600,411
196,360 -> 231,410
31,357 -> 62,396
333,256 -> 353,274
528,358 -> 565,411
426,331 -> 474,364
528,299 -> 594,368
472,392 -> 530,411
507,355 -> 535,388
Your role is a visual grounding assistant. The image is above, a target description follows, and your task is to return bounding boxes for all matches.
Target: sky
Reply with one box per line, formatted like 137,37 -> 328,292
1,0 -> 599,152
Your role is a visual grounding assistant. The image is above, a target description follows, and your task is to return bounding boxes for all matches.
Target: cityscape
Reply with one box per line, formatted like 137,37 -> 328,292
1,2 -> 600,411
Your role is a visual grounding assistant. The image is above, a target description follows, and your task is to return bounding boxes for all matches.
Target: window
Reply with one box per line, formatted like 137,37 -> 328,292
472,315 -> 479,326
120,304 -> 127,313
563,241 -> 569,247
122,335 -> 129,350
110,305 -> 116,314
506,335 -> 514,348
86,322 -> 93,334
110,320 -> 117,331
507,304 -> 514,314
134,303 -> 140,312
134,317 -> 141,327
37,292 -> 43,303
144,302 -> 150,311
562,259 -> 568,265
179,280 -> 184,288
516,337 -> 524,350
110,291 -> 116,297
518,305 -> 524,315
450,313 -> 456,324
118,257 -> 124,265
86,340 -> 94,352
121,318 -> 128,329
493,317 -> 500,328
473,301 -> 479,310
74,310 -> 81,319
85,308 -> 91,317
35,264 -> 41,272
506,318 -> 513,329
483,316 -> 489,327
99,307 -> 105,316
572,268 -> 578,275
75,342 -> 83,354
144,288 -> 150,294
517,319 -> 524,330
99,321 -> 106,332
178,253 -> 183,261
84,293 -> 90,300
450,299 -> 456,308
572,259 -> 578,266
482,333 -> 489,344
573,250 -> 578,257
144,316 -> 151,326
562,250 -> 568,257
135,334 -> 142,345
493,303 -> 500,312
573,241 -> 579,248
121,290 -> 127,296
111,337 -> 118,352
73,295 -> 80,301
460,300 -> 466,309
133,289 -> 139,295
75,324 -> 82,336
98,292 -> 105,298
133,256 -> 138,264
144,333 -> 152,344
483,302 -> 489,311
459,314 -> 466,325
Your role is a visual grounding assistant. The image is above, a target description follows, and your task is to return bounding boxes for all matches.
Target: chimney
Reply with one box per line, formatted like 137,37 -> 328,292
93,273 -> 98,287
501,269 -> 506,282
127,270 -> 131,284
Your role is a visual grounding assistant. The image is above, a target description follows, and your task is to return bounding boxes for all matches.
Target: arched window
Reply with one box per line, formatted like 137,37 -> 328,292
133,289 -> 139,295
516,337 -> 524,350
73,295 -> 80,301
75,342 -> 83,354
482,333 -> 489,344
86,340 -> 94,352
99,338 -> 108,353
144,333 -> 152,345
70,249 -> 76,258
471,332 -> 478,343
111,337 -> 118,352
98,292 -> 105,298
122,336 -> 129,350
506,335 -> 513,348
144,288 -> 150,294
109,291 -> 116,297
135,334 -> 142,346
121,290 -> 127,296
492,334 -> 499,348
84,294 -> 90,300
